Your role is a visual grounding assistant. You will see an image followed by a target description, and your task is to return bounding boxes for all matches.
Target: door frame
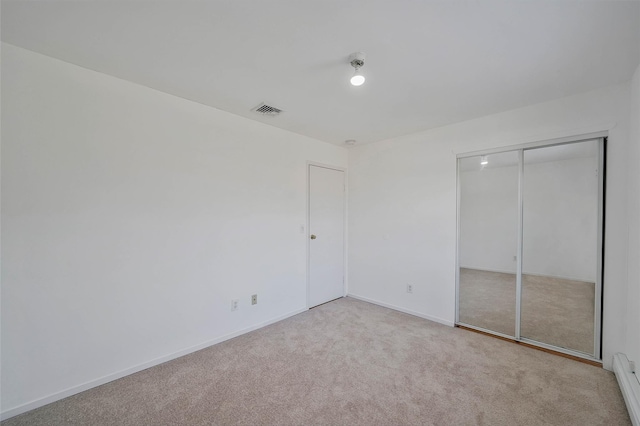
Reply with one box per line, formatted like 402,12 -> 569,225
306,162 -> 348,309
455,131 -> 606,362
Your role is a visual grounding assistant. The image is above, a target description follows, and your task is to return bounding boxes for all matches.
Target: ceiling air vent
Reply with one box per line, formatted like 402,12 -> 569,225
252,103 -> 283,117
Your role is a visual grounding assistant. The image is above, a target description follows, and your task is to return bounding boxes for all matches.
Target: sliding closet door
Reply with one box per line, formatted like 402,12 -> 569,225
457,136 -> 604,360
520,140 -> 601,356
458,151 -> 519,337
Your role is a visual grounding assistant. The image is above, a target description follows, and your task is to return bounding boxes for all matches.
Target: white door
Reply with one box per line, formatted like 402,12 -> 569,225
308,165 -> 345,308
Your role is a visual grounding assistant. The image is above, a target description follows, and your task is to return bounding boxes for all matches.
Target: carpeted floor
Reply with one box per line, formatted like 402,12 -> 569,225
459,268 -> 595,354
3,297 -> 628,425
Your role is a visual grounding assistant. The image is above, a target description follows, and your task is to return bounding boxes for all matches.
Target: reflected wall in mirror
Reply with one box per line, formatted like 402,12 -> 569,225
458,151 -> 519,337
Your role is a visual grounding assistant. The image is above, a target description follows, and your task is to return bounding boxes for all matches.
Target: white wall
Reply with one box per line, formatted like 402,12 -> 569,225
0,44 -> 347,416
627,63 -> 640,375
348,82 -> 631,370
460,155 -> 599,282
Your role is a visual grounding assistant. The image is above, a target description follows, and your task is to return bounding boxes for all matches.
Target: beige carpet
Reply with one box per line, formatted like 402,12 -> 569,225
459,268 -> 595,354
3,297 -> 628,425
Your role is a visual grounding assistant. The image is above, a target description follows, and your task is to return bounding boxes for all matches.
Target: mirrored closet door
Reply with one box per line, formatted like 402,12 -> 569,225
458,151 -> 519,338
456,136 -> 604,360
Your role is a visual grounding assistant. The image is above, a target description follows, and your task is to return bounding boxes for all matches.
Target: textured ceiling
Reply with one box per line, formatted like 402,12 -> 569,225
2,0 -> 639,146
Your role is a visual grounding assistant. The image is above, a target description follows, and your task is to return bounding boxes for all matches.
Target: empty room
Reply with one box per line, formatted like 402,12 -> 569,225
2,1 -> 640,425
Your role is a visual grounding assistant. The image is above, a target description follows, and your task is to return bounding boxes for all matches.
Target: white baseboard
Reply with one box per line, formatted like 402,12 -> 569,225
1,307 -> 308,421
347,293 -> 454,327
613,353 -> 640,426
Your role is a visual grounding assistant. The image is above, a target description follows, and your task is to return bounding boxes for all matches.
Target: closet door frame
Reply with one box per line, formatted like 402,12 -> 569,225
455,131 -> 606,362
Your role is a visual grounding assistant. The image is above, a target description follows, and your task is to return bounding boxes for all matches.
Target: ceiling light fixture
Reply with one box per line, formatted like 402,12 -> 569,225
480,155 -> 488,166
349,52 -> 366,86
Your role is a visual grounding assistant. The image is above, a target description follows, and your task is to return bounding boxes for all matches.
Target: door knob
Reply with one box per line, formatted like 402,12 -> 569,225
310,234 -> 317,239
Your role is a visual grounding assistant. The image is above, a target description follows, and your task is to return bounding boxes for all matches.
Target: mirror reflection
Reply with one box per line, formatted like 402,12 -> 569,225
458,151 -> 519,336
521,141 -> 599,354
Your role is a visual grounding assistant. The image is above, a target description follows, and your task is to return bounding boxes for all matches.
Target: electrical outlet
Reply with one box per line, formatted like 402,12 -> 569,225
231,299 -> 239,311
407,284 -> 413,294
251,294 -> 258,305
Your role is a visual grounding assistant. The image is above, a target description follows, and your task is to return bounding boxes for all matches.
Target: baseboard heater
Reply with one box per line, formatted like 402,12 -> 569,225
613,353 -> 640,425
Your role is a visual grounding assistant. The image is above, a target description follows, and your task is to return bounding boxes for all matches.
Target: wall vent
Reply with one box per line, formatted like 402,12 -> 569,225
252,103 -> 283,117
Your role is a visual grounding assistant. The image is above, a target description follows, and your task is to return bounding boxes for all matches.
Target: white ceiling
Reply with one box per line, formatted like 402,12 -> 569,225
2,1 -> 639,146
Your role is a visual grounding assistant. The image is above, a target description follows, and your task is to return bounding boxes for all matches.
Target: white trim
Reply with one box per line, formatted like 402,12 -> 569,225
347,294 -> 455,327
306,162 -> 348,308
306,161 -> 346,173
613,353 -> 640,426
343,167 -> 349,297
0,307 -> 308,421
519,337 -> 600,362
456,130 -> 609,158
515,149 -> 524,339
455,156 -> 461,324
